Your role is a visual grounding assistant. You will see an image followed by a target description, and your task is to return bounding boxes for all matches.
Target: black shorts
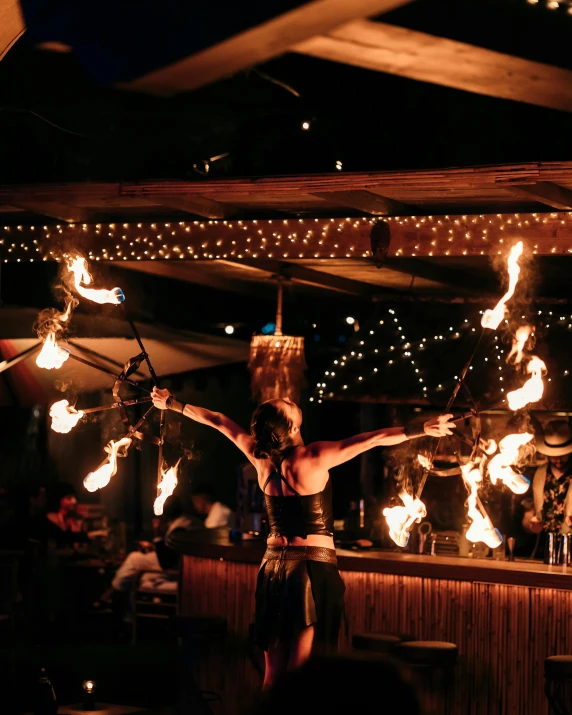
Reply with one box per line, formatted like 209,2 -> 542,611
254,546 -> 346,652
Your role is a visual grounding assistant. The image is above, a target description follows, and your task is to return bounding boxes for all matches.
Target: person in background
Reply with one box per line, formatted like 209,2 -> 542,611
190,483 -> 234,528
109,494 -> 192,593
34,482 -> 104,550
522,420 -> 572,537
151,386 -> 454,691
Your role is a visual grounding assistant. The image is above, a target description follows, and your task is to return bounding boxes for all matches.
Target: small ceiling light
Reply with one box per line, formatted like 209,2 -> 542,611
346,316 -> 355,325
301,121 -> 311,130
224,325 -> 234,335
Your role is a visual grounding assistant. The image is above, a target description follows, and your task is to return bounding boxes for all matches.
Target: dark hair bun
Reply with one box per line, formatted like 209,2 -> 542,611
250,402 -> 293,460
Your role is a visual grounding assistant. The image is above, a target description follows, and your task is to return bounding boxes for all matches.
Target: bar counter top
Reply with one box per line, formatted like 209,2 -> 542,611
169,527 -> 572,590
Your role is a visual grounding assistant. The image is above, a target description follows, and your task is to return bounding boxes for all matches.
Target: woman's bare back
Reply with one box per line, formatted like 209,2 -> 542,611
256,445 -> 334,548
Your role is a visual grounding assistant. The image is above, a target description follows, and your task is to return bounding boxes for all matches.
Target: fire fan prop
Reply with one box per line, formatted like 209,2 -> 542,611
248,276 -> 307,404
383,240 -> 546,549
30,253 -> 184,514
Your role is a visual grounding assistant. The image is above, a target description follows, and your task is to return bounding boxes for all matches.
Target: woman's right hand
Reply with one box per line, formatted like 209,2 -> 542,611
423,414 -> 455,437
152,387 -> 172,410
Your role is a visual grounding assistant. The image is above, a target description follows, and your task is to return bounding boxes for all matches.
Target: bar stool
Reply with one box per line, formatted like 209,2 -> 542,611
170,615 -> 228,715
352,631 -> 415,655
392,641 -> 458,715
545,655 -> 572,715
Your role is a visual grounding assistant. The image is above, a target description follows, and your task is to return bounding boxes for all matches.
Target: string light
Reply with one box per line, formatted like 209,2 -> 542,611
3,212 -> 572,262
312,304 -> 572,403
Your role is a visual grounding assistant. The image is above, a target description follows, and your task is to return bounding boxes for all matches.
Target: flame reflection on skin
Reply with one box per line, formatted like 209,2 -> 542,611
154,459 -> 182,516
487,432 -> 532,495
481,241 -> 524,330
507,325 -> 533,364
83,437 -> 132,492
36,332 -> 70,369
461,462 -> 503,549
67,256 -> 125,305
506,356 -> 546,411
383,488 -> 427,548
50,399 -> 85,434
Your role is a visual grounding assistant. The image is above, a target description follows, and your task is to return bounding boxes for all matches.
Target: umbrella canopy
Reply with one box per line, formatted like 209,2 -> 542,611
0,308 -> 249,406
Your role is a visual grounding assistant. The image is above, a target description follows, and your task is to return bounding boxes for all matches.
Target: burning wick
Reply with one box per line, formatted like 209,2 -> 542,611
383,487 -> 427,548
487,432 -> 532,495
36,332 -> 70,370
67,256 -> 125,305
461,462 -> 503,549
481,241 -> 524,330
84,437 -> 132,492
506,356 -> 546,411
50,399 -> 85,434
154,459 -> 182,516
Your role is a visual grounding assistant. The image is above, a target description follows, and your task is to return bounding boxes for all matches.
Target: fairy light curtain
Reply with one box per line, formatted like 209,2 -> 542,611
312,302 -> 572,411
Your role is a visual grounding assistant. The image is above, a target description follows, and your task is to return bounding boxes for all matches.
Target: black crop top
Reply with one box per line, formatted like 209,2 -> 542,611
262,467 -> 334,539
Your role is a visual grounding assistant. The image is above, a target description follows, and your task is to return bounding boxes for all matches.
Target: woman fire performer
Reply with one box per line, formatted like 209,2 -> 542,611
151,386 -> 454,690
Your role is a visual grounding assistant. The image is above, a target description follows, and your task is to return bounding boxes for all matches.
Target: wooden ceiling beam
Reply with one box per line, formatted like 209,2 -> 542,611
221,257 -> 378,298
11,201 -> 94,223
116,261 -> 270,299
312,189 -> 405,215
507,182 -> 572,211
118,0 -> 414,95
384,257 -> 498,295
6,213 -> 572,260
1,0 -> 25,61
142,194 -> 237,220
293,20 -> 572,113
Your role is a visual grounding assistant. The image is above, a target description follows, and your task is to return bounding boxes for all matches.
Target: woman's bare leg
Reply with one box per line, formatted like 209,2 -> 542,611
263,641 -> 289,691
287,625 -> 315,671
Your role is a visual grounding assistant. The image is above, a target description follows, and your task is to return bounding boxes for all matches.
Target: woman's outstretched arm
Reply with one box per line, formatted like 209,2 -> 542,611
152,387 -> 256,463
306,414 -> 455,470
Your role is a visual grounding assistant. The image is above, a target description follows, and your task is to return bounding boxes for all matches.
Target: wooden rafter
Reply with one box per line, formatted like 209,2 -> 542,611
0,0 -> 25,61
221,257 -> 379,297
117,261 -> 271,299
384,258 -> 498,295
12,201 -> 94,223
5,212 -> 572,261
293,20 -> 572,113
312,189 -> 405,215
507,182 -> 572,211
118,0 -> 414,95
142,195 -> 237,220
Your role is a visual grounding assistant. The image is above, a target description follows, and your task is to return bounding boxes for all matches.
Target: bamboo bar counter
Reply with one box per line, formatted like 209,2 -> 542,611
169,528 -> 572,715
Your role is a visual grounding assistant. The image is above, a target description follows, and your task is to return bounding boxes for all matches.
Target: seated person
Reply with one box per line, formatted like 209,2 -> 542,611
189,483 -> 234,529
110,494 -> 192,594
31,482 -> 105,551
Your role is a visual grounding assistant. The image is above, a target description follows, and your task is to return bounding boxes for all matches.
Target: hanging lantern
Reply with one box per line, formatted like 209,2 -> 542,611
248,276 -> 307,404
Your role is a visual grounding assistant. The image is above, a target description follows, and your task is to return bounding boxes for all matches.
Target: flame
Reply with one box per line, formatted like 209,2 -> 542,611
36,332 -> 70,369
154,459 -> 182,516
506,356 -> 546,411
481,438 -> 498,455
383,488 -> 427,547
50,399 -> 85,434
481,241 -> 524,330
417,453 -> 431,470
461,462 -> 503,549
487,432 -> 532,495
83,437 -> 132,492
67,256 -> 125,305
507,325 -> 533,364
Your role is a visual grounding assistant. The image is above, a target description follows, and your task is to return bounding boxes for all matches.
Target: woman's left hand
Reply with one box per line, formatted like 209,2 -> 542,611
152,387 -> 172,410
423,414 -> 455,438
